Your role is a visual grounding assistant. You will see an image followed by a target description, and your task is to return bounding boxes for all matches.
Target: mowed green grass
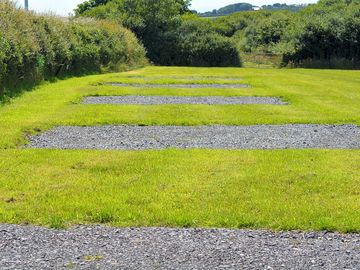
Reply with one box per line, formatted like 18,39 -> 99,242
1,66 -> 360,148
0,67 -> 359,232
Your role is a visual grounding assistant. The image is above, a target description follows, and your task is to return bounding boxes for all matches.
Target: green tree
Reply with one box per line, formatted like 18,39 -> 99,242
75,0 -> 109,15
281,0 -> 360,68
171,16 -> 240,66
77,0 -> 191,63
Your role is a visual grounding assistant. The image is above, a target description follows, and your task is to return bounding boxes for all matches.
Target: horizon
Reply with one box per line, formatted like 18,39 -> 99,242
13,0 -> 318,16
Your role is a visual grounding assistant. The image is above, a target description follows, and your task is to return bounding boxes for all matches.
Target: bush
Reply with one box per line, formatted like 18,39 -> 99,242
208,1 -> 360,69
166,17 -> 241,66
224,10 -> 291,54
281,1 -> 360,68
76,0 -> 240,66
77,0 -> 189,64
0,1 -> 147,100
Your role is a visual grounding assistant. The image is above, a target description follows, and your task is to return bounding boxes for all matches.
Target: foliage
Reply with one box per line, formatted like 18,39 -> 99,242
76,0 -> 241,66
0,1 -> 146,100
281,0 -> 360,68
167,16 -> 240,66
75,0 -> 109,15
77,0 -> 190,63
235,11 -> 291,53
201,0 -> 360,68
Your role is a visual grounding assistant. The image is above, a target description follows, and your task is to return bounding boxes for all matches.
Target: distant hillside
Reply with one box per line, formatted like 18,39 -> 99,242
199,3 -> 253,17
261,3 -> 307,12
198,2 -> 306,17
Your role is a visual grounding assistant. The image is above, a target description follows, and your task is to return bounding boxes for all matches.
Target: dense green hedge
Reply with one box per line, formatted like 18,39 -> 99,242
0,1 -> 147,99
164,16 -> 240,66
76,0 -> 241,67
282,0 -> 360,68
211,0 -> 360,68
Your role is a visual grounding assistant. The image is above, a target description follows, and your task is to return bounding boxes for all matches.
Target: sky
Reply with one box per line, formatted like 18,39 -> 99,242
13,0 -> 319,16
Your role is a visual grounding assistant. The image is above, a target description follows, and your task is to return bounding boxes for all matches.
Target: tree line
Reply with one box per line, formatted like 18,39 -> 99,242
75,0 -> 240,66
197,3 -> 305,17
75,0 -> 360,69
217,0 -> 360,68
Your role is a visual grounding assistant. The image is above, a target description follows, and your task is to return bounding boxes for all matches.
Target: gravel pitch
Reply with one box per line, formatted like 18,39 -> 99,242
28,124 -> 360,150
83,95 -> 287,105
0,225 -> 359,270
107,83 -> 250,88
120,75 -> 243,80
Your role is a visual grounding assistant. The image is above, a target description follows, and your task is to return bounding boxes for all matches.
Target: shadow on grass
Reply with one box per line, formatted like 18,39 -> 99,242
0,72 -> 98,105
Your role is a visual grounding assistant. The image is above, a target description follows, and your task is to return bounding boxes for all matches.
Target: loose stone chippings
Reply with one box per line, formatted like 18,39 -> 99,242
28,124 -> 360,150
115,75 -> 244,80
0,225 -> 359,270
106,83 -> 251,88
82,95 -> 287,105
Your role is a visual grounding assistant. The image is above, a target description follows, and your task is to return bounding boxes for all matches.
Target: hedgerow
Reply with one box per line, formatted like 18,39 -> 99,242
166,16 -> 241,66
213,0 -> 360,68
76,0 -> 242,67
281,0 -> 360,68
0,1 -> 147,100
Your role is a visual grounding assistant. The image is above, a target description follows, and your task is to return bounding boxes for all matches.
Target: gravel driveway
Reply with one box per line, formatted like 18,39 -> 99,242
107,83 -> 250,88
28,124 -> 360,150
0,225 -> 359,270
117,76 -> 243,80
83,95 -> 287,105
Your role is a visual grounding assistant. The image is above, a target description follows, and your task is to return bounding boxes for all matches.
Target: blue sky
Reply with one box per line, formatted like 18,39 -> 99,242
14,0 -> 318,15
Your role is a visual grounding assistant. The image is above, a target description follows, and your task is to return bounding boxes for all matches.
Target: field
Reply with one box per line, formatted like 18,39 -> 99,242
0,67 -> 359,232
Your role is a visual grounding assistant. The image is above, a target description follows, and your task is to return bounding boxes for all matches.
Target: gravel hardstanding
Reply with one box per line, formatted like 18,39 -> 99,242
107,83 -> 250,88
83,95 -> 287,105
28,124 -> 360,150
119,76 -> 244,80
0,224 -> 359,270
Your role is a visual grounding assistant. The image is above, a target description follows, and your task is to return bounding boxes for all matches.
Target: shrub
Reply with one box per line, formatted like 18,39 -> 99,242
167,17 -> 241,66
75,0 -> 240,66
77,0 -> 189,64
281,0 -> 360,68
0,1 -> 147,100
209,1 -> 360,69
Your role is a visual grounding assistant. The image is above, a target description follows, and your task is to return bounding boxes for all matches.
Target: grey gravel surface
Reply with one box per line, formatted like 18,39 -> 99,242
28,124 -> 360,150
0,225 -> 359,270
107,83 -> 250,88
120,75 -> 243,80
83,95 -> 287,105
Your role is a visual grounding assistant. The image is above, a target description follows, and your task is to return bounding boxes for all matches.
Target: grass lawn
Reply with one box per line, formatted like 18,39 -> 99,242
0,67 -> 359,232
